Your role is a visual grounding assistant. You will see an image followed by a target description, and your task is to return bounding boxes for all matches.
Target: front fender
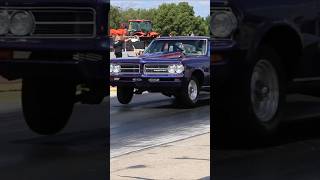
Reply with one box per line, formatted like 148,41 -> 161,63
241,21 -> 303,65
252,21 -> 303,53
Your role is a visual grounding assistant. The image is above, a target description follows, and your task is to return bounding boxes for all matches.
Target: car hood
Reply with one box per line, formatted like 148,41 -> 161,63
111,53 -> 183,64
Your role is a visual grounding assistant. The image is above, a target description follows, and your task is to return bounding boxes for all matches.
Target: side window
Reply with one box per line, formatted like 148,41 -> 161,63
151,42 -> 164,53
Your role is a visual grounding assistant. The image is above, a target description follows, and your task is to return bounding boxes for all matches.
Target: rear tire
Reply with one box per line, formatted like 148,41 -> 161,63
22,78 -> 76,135
117,86 -> 134,104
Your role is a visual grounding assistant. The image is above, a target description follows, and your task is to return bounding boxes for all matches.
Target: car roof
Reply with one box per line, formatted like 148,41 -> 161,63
156,36 -> 210,40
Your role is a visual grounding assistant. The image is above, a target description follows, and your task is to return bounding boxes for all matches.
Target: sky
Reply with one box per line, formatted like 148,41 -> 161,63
110,0 -> 210,18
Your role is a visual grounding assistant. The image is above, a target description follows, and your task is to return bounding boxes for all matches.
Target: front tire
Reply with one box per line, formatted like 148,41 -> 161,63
239,46 -> 286,136
244,46 -> 285,139
248,58 -> 282,135
214,45 -> 285,146
117,86 -> 134,104
175,76 -> 200,108
22,78 -> 76,135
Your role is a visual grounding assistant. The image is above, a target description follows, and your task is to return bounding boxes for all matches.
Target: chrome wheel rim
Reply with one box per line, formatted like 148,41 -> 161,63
250,59 -> 279,122
188,80 -> 198,101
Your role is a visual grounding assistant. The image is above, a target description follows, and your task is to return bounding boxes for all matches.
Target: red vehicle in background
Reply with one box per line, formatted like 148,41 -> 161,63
127,20 -> 159,39
110,19 -> 159,40
110,22 -> 128,36
110,20 -> 160,53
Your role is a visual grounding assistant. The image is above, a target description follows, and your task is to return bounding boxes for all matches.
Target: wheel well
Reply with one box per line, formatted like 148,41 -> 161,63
259,26 -> 302,81
192,70 -> 204,86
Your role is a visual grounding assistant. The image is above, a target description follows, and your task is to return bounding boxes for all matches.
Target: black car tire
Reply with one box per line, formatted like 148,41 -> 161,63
232,46 -> 286,143
22,78 -> 76,135
117,86 -> 134,104
244,46 -> 285,137
214,45 -> 286,147
175,76 -> 200,108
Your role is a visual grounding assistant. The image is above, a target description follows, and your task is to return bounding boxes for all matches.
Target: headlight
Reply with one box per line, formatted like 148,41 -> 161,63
175,64 -> 184,74
110,64 -> 121,74
168,64 -> 184,74
0,10 -> 10,35
211,11 -> 237,38
10,11 -> 35,36
168,65 -> 176,74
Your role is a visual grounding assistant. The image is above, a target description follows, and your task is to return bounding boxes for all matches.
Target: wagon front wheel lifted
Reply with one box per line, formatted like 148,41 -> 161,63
117,86 -> 134,104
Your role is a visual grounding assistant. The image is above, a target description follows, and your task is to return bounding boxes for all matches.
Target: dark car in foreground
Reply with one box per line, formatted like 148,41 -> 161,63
110,36 -> 210,107
212,0 -> 320,141
0,0 -> 108,135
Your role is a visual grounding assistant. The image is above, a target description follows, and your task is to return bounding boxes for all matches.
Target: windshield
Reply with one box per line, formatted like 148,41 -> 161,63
144,39 -> 207,56
129,21 -> 152,32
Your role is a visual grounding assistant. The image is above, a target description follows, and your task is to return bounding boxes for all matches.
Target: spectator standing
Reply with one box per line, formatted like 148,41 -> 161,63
113,35 -> 124,58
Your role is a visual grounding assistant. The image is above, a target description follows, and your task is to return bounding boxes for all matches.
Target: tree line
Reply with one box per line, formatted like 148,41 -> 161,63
109,2 -> 210,36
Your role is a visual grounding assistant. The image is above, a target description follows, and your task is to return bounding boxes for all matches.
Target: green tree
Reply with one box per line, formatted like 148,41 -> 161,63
153,2 -> 209,36
109,3 -> 210,36
109,6 -> 121,29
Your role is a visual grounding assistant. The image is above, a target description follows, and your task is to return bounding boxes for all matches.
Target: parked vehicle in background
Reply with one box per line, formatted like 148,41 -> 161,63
110,19 -> 159,52
212,0 -> 320,142
110,19 -> 159,40
127,20 -> 159,39
110,36 -> 210,107
0,0 -> 109,135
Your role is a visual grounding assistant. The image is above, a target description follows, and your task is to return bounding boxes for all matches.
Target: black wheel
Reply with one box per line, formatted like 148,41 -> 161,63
247,46 -> 286,138
214,45 -> 286,147
117,86 -> 134,104
175,76 -> 200,108
22,78 -> 76,135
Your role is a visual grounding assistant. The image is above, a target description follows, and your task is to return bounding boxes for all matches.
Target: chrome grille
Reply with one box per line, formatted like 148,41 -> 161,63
0,7 -> 96,38
120,64 -> 140,74
144,64 -> 169,74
